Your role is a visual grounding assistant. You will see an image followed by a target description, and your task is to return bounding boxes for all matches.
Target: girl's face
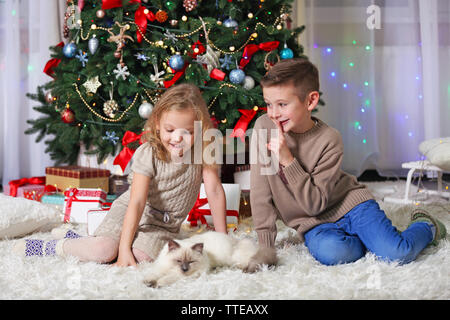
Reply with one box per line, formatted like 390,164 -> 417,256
157,108 -> 196,159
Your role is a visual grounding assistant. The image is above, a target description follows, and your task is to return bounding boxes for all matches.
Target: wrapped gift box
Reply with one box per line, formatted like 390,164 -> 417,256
63,188 -> 107,224
185,183 -> 240,228
87,206 -> 111,236
41,193 -> 65,205
46,166 -> 110,193
4,183 -> 46,198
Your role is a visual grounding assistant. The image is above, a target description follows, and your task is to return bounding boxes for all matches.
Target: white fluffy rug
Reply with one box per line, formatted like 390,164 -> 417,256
1,181 -> 449,300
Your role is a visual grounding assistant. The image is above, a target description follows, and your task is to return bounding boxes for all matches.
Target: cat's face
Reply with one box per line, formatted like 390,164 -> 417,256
167,239 -> 205,275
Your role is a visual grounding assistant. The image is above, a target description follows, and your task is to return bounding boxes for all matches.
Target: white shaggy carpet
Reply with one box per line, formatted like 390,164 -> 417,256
0,181 -> 449,300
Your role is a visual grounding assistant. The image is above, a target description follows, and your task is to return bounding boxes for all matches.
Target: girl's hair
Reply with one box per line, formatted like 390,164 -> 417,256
142,83 -> 216,167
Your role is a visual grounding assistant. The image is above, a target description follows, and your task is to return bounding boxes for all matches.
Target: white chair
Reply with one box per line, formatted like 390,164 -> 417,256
384,160 -> 449,204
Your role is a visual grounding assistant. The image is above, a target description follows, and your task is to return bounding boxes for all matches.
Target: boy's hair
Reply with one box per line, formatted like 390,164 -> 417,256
260,58 -> 320,102
142,83 -> 215,166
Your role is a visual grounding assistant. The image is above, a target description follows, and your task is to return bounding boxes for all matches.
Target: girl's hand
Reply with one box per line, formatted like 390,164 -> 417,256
113,248 -> 137,267
267,120 -> 294,167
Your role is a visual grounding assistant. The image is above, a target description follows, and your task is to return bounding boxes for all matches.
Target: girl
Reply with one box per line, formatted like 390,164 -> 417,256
14,84 -> 227,267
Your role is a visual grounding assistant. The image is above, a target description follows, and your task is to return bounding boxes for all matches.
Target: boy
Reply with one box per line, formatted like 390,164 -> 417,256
246,58 -> 446,270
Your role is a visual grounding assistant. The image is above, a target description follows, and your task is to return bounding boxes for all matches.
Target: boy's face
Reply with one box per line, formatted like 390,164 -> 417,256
157,108 -> 196,158
263,84 -> 317,134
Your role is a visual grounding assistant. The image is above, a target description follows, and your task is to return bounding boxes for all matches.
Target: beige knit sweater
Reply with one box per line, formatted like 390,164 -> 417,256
123,142 -> 203,232
250,115 -> 374,248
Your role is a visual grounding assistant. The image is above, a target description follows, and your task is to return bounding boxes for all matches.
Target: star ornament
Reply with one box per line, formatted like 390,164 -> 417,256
83,76 -> 102,93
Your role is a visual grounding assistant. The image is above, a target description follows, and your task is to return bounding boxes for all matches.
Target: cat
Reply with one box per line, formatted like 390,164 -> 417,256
143,231 -> 262,288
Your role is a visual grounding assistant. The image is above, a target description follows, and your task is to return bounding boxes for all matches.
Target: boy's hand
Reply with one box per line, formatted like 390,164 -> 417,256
267,120 -> 294,167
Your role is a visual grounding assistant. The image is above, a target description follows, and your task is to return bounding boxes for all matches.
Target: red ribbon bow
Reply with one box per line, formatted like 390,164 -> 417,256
8,176 -> 46,197
187,194 -> 210,227
43,42 -> 64,78
187,193 -> 240,227
113,131 -> 145,171
230,108 -> 266,142
239,41 -> 280,69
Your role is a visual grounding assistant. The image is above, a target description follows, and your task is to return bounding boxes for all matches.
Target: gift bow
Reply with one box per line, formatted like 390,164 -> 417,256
113,130 -> 144,171
187,194 -> 210,227
187,194 -> 239,227
239,41 -> 280,69
43,42 -> 64,78
101,0 -> 154,43
8,176 -> 46,197
163,62 -> 188,88
230,107 -> 267,142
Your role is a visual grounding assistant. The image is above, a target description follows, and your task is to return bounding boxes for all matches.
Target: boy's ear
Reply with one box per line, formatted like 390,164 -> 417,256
307,91 -> 320,112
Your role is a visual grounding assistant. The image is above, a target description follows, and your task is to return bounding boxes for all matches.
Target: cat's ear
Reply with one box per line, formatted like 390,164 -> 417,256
191,243 -> 203,254
168,239 -> 181,251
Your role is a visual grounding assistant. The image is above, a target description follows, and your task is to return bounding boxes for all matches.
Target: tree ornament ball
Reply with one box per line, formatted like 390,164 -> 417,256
229,69 -> 245,84
183,0 -> 198,12
45,91 -> 55,103
96,9 -> 105,18
280,47 -> 294,60
103,99 -> 119,118
61,108 -> 75,124
242,75 -> 255,90
155,10 -> 168,23
224,18 -> 238,28
169,54 -> 185,71
63,43 -> 77,58
138,100 -> 154,119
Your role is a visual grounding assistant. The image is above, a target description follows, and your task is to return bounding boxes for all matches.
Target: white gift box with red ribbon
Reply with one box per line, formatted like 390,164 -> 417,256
63,188 -> 107,224
87,205 -> 111,235
186,183 -> 240,228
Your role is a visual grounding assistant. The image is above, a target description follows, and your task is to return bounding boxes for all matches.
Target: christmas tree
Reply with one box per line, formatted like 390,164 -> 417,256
26,0 -> 314,167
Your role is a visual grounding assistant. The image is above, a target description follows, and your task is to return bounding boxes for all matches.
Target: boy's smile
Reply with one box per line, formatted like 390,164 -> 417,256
263,84 -> 318,134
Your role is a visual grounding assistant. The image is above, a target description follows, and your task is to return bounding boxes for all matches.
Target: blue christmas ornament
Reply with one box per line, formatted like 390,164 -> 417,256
280,47 -> 294,60
169,54 -> 185,71
63,43 -> 77,58
229,69 -> 245,84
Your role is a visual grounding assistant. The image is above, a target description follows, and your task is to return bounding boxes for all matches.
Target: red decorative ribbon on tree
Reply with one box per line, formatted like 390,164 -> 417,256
8,176 -> 46,197
43,42 -> 64,78
239,41 -> 280,69
230,107 -> 266,142
113,130 -> 145,171
101,0 -> 154,43
163,63 -> 188,88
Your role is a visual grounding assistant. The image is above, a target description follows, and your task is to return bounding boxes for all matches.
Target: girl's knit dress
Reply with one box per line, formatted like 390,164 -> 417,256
94,142 -> 203,259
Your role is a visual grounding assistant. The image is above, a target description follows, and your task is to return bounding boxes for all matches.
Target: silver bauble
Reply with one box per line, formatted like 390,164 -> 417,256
96,9 -> 105,19
242,76 -> 255,90
88,35 -> 99,55
138,101 -> 154,119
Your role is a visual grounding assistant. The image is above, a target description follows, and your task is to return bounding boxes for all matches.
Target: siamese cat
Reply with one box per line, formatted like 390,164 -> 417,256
144,231 -> 273,288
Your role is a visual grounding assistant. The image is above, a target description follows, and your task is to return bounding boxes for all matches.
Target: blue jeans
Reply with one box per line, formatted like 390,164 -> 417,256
304,200 -> 433,265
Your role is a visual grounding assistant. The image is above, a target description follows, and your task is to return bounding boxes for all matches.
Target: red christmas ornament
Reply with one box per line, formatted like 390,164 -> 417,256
155,10 -> 168,23
61,108 -> 75,124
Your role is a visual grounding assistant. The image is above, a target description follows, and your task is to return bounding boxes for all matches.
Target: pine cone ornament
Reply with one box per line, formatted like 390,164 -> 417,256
155,10 -> 168,23
183,0 -> 198,12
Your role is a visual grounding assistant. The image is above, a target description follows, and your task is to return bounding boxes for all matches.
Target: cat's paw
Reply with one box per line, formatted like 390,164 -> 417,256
243,259 -> 262,273
144,279 -> 158,288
